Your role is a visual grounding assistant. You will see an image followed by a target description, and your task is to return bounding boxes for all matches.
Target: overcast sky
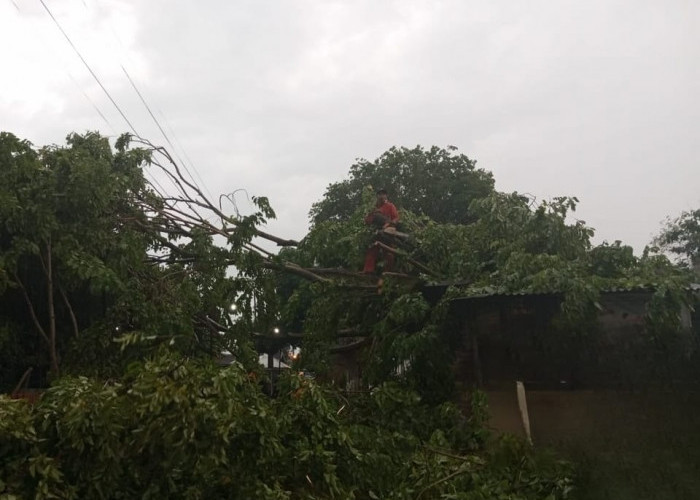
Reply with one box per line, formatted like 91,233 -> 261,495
1,0 -> 698,253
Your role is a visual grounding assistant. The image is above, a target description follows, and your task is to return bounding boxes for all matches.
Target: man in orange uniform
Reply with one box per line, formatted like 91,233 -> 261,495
363,188 -> 400,274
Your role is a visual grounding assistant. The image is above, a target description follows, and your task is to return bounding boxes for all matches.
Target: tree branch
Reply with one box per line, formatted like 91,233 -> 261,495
45,239 -> 60,377
59,286 -> 79,339
133,137 -> 300,248
11,272 -> 50,345
373,241 -> 442,278
11,367 -> 33,397
416,468 -> 471,500
329,337 -> 370,353
302,267 -> 378,280
262,261 -> 330,283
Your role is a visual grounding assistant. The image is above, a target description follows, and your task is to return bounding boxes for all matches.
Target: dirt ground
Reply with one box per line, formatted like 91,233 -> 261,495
484,388 -> 700,500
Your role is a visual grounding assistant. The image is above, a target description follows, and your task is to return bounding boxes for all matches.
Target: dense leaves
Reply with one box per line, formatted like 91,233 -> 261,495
654,208 -> 700,271
1,133 -> 694,498
283,147 -> 697,399
0,132 -> 275,387
309,146 -> 495,226
0,353 -> 574,499
0,131 -> 153,380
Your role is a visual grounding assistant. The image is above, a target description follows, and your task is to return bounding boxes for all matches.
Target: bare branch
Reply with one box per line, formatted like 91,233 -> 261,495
246,241 -> 275,258
416,468 -> 472,500
11,272 -> 50,345
133,137 -> 300,248
45,239 -> 60,377
373,241 -> 442,278
302,267 -> 377,280
59,286 -> 79,339
11,367 -> 33,397
329,338 -> 370,353
261,261 -> 329,283
197,314 -> 228,332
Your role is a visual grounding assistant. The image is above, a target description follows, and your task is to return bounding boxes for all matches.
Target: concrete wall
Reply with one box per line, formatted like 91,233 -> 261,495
452,291 -> 697,389
482,386 -> 699,446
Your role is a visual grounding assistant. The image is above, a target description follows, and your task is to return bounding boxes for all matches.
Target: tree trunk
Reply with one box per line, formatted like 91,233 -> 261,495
46,240 -> 60,378
13,272 -> 49,346
471,329 -> 483,389
59,286 -> 79,339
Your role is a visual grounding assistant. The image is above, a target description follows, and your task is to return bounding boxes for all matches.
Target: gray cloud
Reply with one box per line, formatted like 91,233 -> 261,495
1,0 -> 698,251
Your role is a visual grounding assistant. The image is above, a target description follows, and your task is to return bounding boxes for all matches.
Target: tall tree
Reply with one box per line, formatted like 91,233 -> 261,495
655,208 -> 700,273
0,132 -> 151,379
309,145 -> 495,226
281,149 -> 694,400
0,131 -> 326,387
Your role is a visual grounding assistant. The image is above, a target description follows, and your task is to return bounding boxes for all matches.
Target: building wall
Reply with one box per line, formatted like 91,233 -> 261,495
451,291 -> 695,390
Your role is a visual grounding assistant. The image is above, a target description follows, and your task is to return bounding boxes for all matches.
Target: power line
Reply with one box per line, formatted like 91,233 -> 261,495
120,66 -> 213,200
146,172 -> 169,199
120,65 -> 191,177
67,73 -> 116,133
90,1 -> 215,201
9,0 -> 115,133
13,0 -> 168,202
37,0 -> 207,204
120,65 -> 175,143
38,0 -> 140,136
156,106 -> 216,200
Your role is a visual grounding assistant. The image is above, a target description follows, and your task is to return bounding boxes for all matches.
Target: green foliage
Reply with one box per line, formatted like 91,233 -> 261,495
0,133 -> 691,499
0,396 -> 67,499
310,145 -> 495,226
0,131 -> 276,384
589,241 -> 637,278
0,131 -> 155,380
0,320 -> 26,391
0,353 -> 574,499
283,146 -> 696,402
654,208 -> 700,270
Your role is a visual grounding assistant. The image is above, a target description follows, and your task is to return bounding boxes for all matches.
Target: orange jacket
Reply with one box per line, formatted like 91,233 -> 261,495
365,201 -> 399,226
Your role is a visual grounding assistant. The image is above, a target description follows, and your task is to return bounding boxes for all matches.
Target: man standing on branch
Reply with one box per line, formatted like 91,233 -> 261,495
363,188 -> 400,274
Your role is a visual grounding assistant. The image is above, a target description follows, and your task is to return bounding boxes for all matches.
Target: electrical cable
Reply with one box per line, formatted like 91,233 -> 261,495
155,106 -> 215,201
120,65 -> 208,197
38,0 -> 140,136
36,0 -> 173,198
80,0 -> 215,202
67,72 -> 116,133
7,0 -> 115,133
91,0 -> 215,202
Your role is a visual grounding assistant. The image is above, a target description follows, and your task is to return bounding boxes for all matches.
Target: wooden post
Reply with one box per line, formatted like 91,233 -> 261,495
11,367 -> 33,398
472,329 -> 483,388
267,350 -> 275,396
45,240 -> 59,377
516,381 -> 533,444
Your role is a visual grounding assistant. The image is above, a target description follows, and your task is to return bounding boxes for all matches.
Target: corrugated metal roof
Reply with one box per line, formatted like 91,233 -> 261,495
424,283 -> 700,303
448,289 -> 561,301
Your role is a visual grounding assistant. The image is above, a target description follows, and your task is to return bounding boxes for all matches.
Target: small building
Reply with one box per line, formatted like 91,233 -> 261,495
438,286 -> 697,390
423,284 -> 700,443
